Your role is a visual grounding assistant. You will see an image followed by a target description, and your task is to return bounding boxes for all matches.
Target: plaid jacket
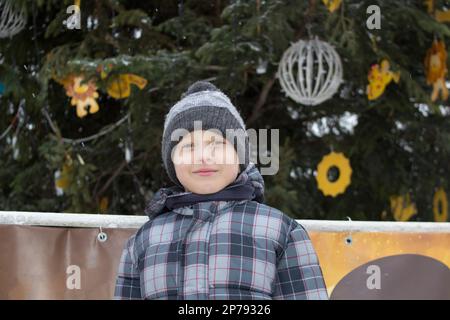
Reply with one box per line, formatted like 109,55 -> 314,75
114,164 -> 328,300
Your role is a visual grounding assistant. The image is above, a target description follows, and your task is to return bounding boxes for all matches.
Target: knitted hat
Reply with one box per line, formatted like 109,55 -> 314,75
161,81 -> 250,187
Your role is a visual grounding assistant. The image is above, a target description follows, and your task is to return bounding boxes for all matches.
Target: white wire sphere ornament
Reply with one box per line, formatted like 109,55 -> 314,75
0,0 -> 26,38
277,37 -> 343,106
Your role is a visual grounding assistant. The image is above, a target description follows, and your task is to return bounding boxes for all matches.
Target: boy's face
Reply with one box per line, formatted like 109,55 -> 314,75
172,130 -> 240,194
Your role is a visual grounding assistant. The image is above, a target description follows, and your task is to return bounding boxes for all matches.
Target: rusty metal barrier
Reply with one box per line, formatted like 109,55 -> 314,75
0,211 -> 449,299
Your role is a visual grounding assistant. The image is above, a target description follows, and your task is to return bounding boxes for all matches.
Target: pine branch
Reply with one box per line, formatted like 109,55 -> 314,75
246,75 -> 276,125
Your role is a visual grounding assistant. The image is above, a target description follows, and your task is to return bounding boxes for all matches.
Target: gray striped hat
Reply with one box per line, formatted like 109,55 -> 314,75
162,81 -> 250,187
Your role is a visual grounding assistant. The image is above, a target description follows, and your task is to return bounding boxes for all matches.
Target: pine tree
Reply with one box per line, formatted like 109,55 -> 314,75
0,0 -> 449,221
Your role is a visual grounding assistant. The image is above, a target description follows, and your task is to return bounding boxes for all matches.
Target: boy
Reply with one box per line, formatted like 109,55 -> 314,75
114,81 -> 328,300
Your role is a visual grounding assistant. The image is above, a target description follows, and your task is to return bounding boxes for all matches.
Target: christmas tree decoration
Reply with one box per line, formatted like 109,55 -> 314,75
0,0 -> 26,38
322,0 -> 342,13
0,82 -> 4,95
76,153 -> 85,165
366,59 -> 400,100
316,151 -> 352,197
67,76 -> 100,118
277,37 -> 343,106
11,132 -> 19,160
54,170 -> 64,196
55,154 -> 73,196
99,196 -> 109,214
256,58 -> 268,75
424,39 -> 448,102
425,0 -> 433,13
425,0 -> 450,22
106,74 -> 148,99
97,63 -> 113,79
124,115 -> 134,163
390,194 -> 417,221
124,138 -> 134,163
435,10 -> 450,22
433,188 -> 448,222
56,75 -> 100,118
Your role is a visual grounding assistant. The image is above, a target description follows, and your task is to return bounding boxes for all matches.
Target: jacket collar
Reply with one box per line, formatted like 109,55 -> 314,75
144,162 -> 265,219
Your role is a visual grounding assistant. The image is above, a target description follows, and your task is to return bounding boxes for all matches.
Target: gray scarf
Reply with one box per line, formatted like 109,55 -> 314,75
144,162 -> 265,219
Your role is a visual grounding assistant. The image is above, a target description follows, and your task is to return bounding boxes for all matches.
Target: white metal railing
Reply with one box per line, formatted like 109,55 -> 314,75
0,211 -> 449,233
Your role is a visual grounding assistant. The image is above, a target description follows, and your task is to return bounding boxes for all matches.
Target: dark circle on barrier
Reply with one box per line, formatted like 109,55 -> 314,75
330,254 -> 450,300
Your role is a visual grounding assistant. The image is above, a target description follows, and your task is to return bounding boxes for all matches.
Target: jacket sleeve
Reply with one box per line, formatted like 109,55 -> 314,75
272,223 -> 329,300
113,235 -> 142,300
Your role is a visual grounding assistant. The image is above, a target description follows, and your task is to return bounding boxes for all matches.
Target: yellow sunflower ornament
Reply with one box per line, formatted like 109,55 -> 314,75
316,152 -> 352,197
433,188 -> 448,222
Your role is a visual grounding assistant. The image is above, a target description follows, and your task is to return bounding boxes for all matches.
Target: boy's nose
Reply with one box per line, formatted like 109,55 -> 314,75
195,144 -> 215,164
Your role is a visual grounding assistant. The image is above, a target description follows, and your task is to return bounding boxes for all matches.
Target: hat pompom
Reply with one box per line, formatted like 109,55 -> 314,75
181,81 -> 219,98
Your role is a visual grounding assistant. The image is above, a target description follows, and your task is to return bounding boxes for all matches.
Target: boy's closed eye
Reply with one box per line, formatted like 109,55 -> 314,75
181,139 -> 226,149
181,142 -> 195,149
209,138 -> 226,146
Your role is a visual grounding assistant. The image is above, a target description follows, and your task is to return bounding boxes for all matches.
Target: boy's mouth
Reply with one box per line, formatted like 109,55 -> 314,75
192,168 -> 218,176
